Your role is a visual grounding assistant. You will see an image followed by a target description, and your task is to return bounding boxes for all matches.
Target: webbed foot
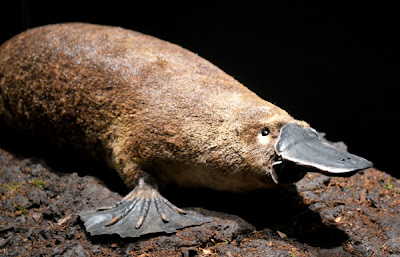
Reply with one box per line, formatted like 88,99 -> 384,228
79,179 -> 212,238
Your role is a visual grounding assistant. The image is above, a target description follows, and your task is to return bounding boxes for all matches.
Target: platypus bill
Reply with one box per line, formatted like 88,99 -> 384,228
0,23 -> 373,238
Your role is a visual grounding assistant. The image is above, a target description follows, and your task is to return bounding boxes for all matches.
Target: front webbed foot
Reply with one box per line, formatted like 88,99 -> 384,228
79,179 -> 212,238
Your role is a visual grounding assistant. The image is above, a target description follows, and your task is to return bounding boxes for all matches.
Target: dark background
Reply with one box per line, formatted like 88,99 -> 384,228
1,1 -> 398,176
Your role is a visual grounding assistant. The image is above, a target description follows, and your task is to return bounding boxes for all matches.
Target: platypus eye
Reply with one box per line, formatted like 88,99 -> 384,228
261,128 -> 270,136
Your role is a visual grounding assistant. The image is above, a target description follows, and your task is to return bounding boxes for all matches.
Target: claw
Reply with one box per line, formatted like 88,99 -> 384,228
163,197 -> 186,214
105,198 -> 139,226
79,185 -> 212,238
135,197 -> 151,228
97,199 -> 125,211
154,196 -> 169,222
105,215 -> 120,227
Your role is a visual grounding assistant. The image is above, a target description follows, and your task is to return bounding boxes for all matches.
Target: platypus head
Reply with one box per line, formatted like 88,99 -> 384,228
237,105 -> 373,186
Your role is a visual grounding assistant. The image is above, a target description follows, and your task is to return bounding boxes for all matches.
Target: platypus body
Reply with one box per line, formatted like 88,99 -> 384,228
0,23 -> 372,238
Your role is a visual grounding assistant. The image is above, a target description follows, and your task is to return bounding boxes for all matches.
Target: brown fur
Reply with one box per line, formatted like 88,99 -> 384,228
0,23 -> 308,192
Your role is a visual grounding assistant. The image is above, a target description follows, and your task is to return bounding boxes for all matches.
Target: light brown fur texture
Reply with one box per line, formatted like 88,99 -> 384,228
0,23 -> 308,193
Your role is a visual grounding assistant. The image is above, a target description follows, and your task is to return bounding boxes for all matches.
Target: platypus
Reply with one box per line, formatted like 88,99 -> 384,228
0,23 -> 373,238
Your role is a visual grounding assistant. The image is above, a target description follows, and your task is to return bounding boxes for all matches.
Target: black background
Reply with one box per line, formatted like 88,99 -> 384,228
1,1 -> 398,177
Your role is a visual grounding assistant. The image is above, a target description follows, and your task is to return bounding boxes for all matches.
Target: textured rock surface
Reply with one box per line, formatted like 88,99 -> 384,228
0,145 -> 399,256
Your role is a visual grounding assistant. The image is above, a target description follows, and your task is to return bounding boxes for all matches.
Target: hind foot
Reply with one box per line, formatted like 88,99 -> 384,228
79,179 -> 212,238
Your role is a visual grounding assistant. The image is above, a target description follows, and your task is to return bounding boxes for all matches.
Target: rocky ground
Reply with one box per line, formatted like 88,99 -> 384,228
0,139 -> 399,256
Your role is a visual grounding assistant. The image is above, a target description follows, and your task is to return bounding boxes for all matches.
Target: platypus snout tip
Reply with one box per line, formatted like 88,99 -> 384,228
273,123 -> 373,180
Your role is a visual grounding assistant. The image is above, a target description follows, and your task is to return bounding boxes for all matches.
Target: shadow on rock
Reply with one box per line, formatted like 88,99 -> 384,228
0,125 -> 128,195
163,185 -> 349,248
